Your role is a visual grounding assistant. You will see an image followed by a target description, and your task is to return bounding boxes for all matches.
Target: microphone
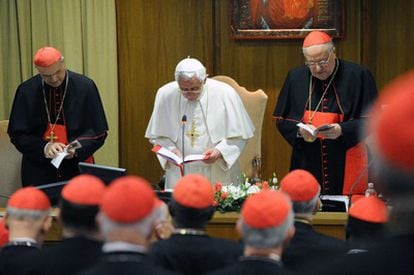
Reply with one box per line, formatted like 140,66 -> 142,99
181,115 -> 187,176
347,159 -> 374,207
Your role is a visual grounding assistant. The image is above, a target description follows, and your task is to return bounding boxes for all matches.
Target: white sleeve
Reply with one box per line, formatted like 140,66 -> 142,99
214,138 -> 247,170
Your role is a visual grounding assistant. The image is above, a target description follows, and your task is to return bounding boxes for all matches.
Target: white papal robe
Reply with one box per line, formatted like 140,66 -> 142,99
145,78 -> 254,189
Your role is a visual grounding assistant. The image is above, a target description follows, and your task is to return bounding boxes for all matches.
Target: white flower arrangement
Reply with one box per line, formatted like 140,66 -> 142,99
213,174 -> 278,213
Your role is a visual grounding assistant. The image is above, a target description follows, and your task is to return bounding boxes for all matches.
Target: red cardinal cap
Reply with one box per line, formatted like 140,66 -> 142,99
369,70 -> 414,171
34,46 -> 62,67
349,196 -> 389,223
242,190 -> 291,229
62,175 -> 106,205
280,169 -> 320,202
173,174 -> 214,209
8,187 -> 50,210
100,176 -> 155,223
303,31 -> 332,48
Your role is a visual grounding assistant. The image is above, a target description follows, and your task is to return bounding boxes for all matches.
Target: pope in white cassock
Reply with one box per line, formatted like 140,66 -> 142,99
145,57 -> 255,189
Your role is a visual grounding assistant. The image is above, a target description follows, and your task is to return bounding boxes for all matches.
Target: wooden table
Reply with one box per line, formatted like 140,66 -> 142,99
2,209 -> 348,242
207,211 -> 348,240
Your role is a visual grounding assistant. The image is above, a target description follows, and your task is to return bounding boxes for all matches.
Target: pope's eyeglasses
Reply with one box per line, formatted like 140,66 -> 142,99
179,84 -> 204,94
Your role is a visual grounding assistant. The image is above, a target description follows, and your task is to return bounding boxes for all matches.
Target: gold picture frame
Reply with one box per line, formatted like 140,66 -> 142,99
231,0 -> 345,40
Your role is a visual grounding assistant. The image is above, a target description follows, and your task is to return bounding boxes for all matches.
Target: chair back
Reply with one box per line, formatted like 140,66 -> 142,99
0,120 -> 22,206
212,76 -> 268,178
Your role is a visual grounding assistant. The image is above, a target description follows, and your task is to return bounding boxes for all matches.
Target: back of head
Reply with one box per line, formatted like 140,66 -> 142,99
6,187 -> 51,240
366,70 -> 414,235
7,187 -> 51,220
99,176 -> 157,239
171,174 -> 214,228
367,70 -> 414,196
174,57 -> 206,82
280,169 -> 320,214
347,196 -> 389,240
240,190 -> 294,248
60,175 -> 106,232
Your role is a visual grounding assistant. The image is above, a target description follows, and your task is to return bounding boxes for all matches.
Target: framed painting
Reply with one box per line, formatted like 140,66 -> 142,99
231,0 -> 345,40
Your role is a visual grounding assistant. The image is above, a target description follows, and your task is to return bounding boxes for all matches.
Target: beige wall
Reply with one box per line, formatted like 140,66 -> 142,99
116,0 -> 414,184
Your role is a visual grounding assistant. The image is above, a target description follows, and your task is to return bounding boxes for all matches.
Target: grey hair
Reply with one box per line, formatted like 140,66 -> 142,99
292,186 -> 321,214
6,206 -> 50,220
98,207 -> 159,239
240,209 -> 294,248
302,41 -> 334,56
175,70 -> 206,82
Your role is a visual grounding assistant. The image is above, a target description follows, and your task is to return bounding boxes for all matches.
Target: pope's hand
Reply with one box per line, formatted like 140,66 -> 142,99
203,148 -> 222,164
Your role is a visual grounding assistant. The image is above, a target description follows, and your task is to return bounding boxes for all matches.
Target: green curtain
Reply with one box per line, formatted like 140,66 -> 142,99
0,0 -> 119,166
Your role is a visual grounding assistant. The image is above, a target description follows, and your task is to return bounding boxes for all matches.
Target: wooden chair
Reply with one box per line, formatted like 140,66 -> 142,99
0,120 -> 22,206
212,76 -> 268,178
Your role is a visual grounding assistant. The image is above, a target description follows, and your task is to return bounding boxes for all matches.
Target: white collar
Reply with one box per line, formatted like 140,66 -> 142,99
102,241 -> 147,254
9,237 -> 37,243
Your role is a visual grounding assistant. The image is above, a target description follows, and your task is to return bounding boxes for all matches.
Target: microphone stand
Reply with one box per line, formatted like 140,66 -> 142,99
181,115 -> 187,176
347,159 -> 374,208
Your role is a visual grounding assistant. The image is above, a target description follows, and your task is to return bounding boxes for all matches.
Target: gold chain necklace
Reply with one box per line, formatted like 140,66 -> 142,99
307,59 -> 339,124
41,71 -> 69,142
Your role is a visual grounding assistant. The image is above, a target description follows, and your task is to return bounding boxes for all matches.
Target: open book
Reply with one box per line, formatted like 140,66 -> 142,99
297,122 -> 335,136
151,145 -> 206,166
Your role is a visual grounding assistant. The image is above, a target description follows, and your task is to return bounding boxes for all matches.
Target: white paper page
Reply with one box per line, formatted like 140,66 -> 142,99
51,151 -> 69,168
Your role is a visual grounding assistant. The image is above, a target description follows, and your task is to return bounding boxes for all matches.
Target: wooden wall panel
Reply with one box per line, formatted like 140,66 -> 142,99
362,0 -> 414,89
116,0 -> 214,184
117,0 -> 414,185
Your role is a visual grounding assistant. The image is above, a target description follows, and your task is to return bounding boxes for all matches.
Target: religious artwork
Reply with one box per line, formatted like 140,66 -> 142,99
231,0 -> 345,40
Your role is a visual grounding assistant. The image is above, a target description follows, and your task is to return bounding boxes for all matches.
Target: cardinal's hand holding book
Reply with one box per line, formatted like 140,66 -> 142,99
299,124 -> 318,143
297,123 -> 342,142
317,123 -> 342,140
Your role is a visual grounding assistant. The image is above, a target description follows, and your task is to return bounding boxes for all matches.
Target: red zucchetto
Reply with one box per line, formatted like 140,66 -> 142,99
62,175 -> 106,205
280,169 -> 320,202
349,196 -> 389,223
8,187 -> 50,210
100,176 -> 155,223
173,174 -> 214,209
34,46 -> 62,67
242,190 -> 291,229
303,31 -> 332,48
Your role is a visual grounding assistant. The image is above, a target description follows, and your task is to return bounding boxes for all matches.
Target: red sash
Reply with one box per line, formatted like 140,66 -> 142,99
43,125 -> 93,163
303,111 -> 368,195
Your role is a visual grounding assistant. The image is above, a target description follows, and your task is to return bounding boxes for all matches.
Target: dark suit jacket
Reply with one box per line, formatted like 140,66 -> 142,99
282,220 -> 348,272
0,244 -> 40,275
149,233 -> 243,275
311,234 -> 414,275
204,257 -> 287,275
78,251 -> 178,275
29,236 -> 102,275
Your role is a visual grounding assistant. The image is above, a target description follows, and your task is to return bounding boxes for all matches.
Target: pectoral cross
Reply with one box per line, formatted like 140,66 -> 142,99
46,131 -> 58,142
186,122 -> 201,147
